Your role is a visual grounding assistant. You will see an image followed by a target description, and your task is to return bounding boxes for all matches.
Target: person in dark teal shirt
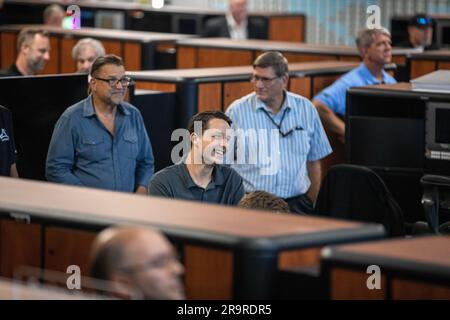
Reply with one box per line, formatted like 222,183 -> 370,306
149,111 -> 244,205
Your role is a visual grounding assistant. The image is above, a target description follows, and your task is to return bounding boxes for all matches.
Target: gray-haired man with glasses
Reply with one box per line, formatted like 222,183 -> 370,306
46,54 -> 154,193
226,51 -> 331,214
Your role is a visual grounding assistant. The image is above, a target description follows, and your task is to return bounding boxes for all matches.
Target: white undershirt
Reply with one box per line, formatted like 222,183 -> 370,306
226,12 -> 248,40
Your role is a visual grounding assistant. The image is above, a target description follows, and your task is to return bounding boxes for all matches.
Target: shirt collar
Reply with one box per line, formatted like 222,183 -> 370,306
226,11 -> 247,30
360,63 -> 391,84
82,95 -> 131,117
253,91 -> 292,114
179,162 -> 225,190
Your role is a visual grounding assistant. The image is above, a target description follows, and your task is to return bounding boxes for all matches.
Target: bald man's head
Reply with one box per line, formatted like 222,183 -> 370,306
89,226 -> 185,300
229,0 -> 247,25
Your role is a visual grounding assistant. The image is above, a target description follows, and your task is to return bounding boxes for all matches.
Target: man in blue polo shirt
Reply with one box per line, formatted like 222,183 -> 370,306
313,27 -> 397,143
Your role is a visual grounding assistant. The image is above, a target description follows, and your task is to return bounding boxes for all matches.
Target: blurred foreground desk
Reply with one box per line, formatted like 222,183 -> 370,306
0,177 -> 384,299
321,236 -> 450,299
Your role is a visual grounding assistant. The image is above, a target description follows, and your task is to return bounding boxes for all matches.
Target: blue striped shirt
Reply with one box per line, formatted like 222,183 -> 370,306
226,91 -> 332,199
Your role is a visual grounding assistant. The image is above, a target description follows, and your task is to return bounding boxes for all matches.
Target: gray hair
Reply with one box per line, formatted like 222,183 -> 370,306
72,38 -> 106,60
17,27 -> 49,51
43,4 -> 64,23
253,51 -> 289,77
355,27 -> 391,56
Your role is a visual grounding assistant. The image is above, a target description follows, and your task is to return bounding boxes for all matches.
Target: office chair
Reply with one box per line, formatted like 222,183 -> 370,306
420,174 -> 450,234
314,164 -> 405,237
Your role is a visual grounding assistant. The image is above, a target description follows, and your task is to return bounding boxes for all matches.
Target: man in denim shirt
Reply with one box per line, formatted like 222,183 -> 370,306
46,55 -> 154,193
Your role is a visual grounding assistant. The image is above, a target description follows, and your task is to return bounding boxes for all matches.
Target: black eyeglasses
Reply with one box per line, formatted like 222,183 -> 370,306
118,253 -> 179,273
94,76 -> 132,87
250,75 -> 280,86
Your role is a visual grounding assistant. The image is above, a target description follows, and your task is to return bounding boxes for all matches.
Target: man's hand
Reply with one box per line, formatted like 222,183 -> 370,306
135,185 -> 148,195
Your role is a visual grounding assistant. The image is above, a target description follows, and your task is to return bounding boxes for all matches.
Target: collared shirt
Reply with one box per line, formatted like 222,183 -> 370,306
46,96 -> 154,192
226,91 -> 332,199
0,106 -> 16,177
314,63 -> 397,116
148,162 -> 245,205
226,12 -> 248,40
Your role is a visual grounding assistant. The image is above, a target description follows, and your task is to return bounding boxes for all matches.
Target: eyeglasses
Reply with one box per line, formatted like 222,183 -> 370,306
94,76 -> 132,87
118,253 -> 179,273
250,75 -> 280,86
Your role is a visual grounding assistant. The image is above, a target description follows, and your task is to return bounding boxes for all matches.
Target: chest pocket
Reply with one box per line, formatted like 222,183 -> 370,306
122,131 -> 139,159
79,137 -> 108,162
290,130 -> 310,156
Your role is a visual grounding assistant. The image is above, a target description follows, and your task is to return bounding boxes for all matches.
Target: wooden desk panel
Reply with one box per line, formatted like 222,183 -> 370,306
134,81 -> 176,92
223,81 -> 254,109
410,59 -> 437,79
392,278 -> 450,300
289,77 -> 311,99
1,32 -> 17,69
409,50 -> 450,79
330,267 -> 387,300
322,236 -> 450,299
41,36 -> 59,75
45,227 -> 97,277
278,247 -> 322,269
438,61 -> 450,70
177,47 -> 197,69
0,177 -> 384,299
269,16 -> 304,42
176,38 -> 415,70
198,83 -> 222,112
197,48 -> 254,68
283,53 -> 337,63
0,220 -> 41,279
184,245 -> 233,300
60,38 -> 77,73
123,42 -> 141,71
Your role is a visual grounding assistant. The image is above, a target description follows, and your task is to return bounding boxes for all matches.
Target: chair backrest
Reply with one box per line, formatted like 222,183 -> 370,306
420,174 -> 450,234
314,164 -> 405,237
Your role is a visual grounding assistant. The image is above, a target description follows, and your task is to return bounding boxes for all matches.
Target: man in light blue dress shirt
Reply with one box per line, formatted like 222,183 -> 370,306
46,55 -> 154,193
313,27 -> 397,143
226,51 -> 332,214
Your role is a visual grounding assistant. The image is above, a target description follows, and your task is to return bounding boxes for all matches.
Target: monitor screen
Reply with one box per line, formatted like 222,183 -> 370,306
436,108 -> 450,144
0,74 -> 88,180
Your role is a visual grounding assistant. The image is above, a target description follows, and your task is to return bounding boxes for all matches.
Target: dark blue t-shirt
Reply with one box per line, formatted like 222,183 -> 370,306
0,105 -> 16,177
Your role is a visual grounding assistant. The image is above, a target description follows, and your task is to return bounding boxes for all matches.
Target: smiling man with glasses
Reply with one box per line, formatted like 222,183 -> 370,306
226,51 -> 332,214
46,54 -> 154,194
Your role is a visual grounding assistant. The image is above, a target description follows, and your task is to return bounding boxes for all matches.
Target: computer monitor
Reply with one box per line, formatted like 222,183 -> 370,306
426,102 -> 450,160
0,74 -> 88,180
